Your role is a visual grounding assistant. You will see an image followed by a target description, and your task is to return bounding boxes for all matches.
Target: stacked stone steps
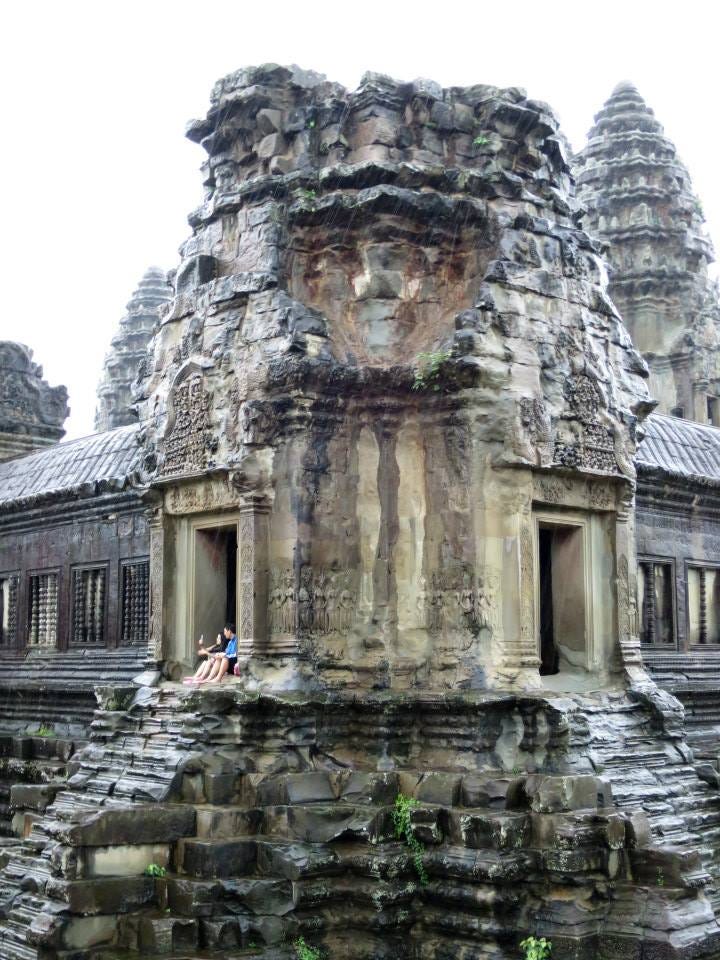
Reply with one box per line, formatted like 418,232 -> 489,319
0,733 -> 84,837
2,687 -> 720,959
568,693 -> 720,915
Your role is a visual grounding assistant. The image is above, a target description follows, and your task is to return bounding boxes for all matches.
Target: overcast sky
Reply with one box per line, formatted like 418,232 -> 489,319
1,0 -> 717,439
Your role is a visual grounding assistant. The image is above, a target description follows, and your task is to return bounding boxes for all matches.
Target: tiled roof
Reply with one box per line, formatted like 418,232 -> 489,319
637,413 -> 720,483
0,423 -> 142,508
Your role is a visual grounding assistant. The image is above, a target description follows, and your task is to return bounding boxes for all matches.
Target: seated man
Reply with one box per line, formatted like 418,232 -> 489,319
204,623 -> 238,683
183,631 -> 227,684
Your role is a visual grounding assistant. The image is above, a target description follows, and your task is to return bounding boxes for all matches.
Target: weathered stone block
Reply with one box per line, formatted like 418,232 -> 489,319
45,876 -> 155,915
451,810 -> 530,850
509,775 -> 612,813
10,783 -> 60,812
287,804 -> 375,843
180,838 -> 256,879
58,805 -> 196,846
61,915 -> 118,950
195,805 -> 264,838
461,775 -> 511,808
80,843 -> 171,878
256,839 -> 341,880
225,877 -> 294,915
139,916 -> 198,953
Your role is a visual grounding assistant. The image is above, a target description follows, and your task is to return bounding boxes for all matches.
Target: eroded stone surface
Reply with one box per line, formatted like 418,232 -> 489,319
0,342 -> 68,463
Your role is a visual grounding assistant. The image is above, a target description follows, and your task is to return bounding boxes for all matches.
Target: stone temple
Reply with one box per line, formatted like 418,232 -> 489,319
95,267 -> 173,433
0,66 -> 720,960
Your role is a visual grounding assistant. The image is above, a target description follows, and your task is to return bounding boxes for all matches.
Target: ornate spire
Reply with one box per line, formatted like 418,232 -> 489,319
0,342 -> 68,462
95,267 -> 172,432
575,84 -> 720,422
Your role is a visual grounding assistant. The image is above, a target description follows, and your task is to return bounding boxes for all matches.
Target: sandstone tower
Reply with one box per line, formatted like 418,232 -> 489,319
95,267 -> 172,432
132,64 -> 652,691
575,82 -> 720,422
5,67 -> 720,960
0,342 -> 68,462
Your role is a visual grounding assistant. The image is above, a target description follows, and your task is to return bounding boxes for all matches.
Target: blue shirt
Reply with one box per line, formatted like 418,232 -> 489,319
224,635 -> 238,658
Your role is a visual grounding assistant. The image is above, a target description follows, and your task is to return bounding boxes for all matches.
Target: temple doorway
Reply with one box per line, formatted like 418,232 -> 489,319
192,525 -> 237,647
537,520 -> 587,677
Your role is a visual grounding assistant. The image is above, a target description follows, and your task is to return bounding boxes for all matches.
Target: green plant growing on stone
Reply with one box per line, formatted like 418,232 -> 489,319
393,793 -> 429,886
473,134 -> 490,147
144,863 -> 166,878
520,936 -> 552,960
412,351 -> 452,393
294,937 -> 323,960
657,868 -> 665,887
36,724 -> 53,738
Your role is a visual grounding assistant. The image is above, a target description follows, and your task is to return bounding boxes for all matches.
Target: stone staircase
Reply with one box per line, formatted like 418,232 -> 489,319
565,691 -> 720,915
0,684 -> 719,960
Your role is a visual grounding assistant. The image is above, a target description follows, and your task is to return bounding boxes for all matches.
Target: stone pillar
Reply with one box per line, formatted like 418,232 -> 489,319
148,509 -> 166,663
615,483 -> 647,680
237,499 -> 272,655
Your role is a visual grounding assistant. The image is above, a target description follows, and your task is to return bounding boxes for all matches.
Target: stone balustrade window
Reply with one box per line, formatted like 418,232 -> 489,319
27,572 -> 59,646
638,559 -> 675,646
121,559 -> 149,646
0,574 -> 19,647
688,565 -> 720,645
71,567 -> 106,646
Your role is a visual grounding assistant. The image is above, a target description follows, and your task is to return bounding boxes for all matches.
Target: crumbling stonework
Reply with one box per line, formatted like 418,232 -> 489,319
133,64 -> 653,691
95,268 -> 172,433
575,82 -> 720,422
3,65 -> 720,960
0,342 -> 68,463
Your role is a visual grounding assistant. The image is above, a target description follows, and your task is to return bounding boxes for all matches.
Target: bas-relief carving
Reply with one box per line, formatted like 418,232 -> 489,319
239,513 -> 255,641
269,566 -> 357,637
426,566 -> 500,647
533,475 -> 615,511
162,374 -> 213,476
519,524 -> 535,645
165,477 -> 240,515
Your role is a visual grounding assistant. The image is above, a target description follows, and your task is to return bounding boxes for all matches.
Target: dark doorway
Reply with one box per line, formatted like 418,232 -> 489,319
538,522 -> 586,676
539,528 -> 558,675
193,525 -> 238,645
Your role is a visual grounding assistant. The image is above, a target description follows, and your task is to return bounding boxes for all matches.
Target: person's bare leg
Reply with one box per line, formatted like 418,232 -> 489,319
207,658 -> 229,683
186,658 -> 213,683
201,658 -> 222,683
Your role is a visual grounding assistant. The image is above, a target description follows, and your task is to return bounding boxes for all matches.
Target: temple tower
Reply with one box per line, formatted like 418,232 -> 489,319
0,342 -> 68,462
132,65 -> 653,693
94,266 -> 172,432
575,82 -> 720,422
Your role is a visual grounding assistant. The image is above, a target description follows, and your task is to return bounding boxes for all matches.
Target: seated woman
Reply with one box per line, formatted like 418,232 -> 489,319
183,632 -> 227,684
204,623 -> 238,683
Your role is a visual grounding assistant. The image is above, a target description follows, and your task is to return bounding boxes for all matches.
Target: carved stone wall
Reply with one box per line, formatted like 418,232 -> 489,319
130,64 -> 653,692
0,342 -> 68,463
95,267 -> 172,432
575,82 -> 720,422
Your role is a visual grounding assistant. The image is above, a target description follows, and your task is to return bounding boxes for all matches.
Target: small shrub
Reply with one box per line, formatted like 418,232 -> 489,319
36,724 -> 54,738
144,863 -> 167,878
393,793 -> 429,886
520,937 -> 552,960
294,937 -> 323,960
657,868 -> 665,887
473,134 -> 490,147
412,351 -> 452,392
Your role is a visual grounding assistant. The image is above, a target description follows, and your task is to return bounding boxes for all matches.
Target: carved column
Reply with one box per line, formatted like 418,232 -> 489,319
237,499 -> 272,655
615,482 -> 647,677
640,561 -> 656,645
147,509 -> 166,663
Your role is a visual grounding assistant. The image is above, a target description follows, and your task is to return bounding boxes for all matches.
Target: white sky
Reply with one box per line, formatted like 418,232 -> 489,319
1,0 -> 718,439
